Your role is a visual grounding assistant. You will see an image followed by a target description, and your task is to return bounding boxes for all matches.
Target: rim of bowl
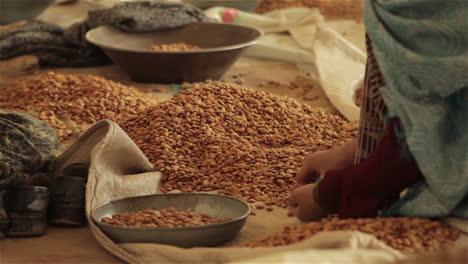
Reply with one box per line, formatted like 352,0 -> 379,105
91,192 -> 252,231
85,22 -> 263,54
8,185 -> 49,192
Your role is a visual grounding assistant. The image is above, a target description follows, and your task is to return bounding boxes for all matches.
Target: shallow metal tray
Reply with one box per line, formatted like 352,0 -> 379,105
91,193 -> 250,248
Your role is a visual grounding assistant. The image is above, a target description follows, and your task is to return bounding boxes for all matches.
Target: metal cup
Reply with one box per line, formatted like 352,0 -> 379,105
4,185 -> 49,237
49,176 -> 87,227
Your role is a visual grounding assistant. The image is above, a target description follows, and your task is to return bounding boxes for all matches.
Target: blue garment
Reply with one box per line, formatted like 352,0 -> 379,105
365,0 -> 468,218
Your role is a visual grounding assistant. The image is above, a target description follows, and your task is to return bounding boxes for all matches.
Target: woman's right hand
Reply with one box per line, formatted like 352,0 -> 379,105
294,139 -> 358,189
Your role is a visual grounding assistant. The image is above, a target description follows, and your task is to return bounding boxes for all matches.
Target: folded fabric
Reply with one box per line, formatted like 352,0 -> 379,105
0,1 -> 209,67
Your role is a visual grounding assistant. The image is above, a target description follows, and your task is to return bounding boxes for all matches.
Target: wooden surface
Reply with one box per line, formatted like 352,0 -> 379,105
1,227 -> 121,264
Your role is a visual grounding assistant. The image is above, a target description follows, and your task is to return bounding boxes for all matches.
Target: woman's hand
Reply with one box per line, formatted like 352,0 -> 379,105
288,183 -> 326,222
294,139 -> 358,189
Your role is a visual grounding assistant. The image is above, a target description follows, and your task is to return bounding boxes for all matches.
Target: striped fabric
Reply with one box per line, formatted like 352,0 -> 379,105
354,35 -> 386,164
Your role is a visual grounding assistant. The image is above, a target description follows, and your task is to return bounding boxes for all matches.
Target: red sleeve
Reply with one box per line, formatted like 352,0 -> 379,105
317,119 -> 424,218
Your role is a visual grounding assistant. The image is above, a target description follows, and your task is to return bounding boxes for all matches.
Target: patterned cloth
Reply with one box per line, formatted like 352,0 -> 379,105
0,1 -> 208,67
0,22 -> 106,67
354,35 -> 387,164
365,0 -> 468,218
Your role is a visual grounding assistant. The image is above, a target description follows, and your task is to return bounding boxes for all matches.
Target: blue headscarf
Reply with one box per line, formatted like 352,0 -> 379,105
365,0 -> 468,218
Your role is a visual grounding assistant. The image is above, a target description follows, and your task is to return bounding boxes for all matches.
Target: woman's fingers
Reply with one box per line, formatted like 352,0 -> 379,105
288,206 -> 298,218
295,152 -> 326,186
295,165 -> 319,187
288,184 -> 326,222
287,192 -> 299,218
294,142 -> 359,188
288,189 -> 299,208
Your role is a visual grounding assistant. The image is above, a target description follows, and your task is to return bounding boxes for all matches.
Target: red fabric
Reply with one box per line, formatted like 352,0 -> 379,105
317,119 -> 424,218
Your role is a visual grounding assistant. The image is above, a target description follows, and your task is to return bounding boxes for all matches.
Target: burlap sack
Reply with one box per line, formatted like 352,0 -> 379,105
54,120 -> 410,264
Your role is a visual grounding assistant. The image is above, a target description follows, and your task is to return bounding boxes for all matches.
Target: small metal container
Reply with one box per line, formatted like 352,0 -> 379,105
92,193 -> 250,247
0,217 -> 8,237
4,185 -> 49,214
4,185 -> 49,237
6,213 -> 48,237
49,176 -> 87,227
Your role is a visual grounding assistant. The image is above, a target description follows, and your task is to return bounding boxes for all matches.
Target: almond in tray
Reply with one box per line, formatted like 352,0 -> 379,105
101,207 -> 232,228
148,42 -> 202,51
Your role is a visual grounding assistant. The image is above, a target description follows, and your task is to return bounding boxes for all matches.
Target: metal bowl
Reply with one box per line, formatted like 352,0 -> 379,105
91,193 -> 251,247
85,22 -> 262,83
4,185 -> 49,214
183,0 -> 262,12
0,0 -> 53,25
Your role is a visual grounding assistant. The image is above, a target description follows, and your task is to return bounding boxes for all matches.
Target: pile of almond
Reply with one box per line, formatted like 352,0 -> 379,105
241,216 -> 460,253
122,81 -> 358,209
0,72 -> 158,140
148,42 -> 201,52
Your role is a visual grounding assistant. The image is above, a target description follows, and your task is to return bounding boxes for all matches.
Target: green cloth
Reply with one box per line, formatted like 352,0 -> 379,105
365,0 -> 468,218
